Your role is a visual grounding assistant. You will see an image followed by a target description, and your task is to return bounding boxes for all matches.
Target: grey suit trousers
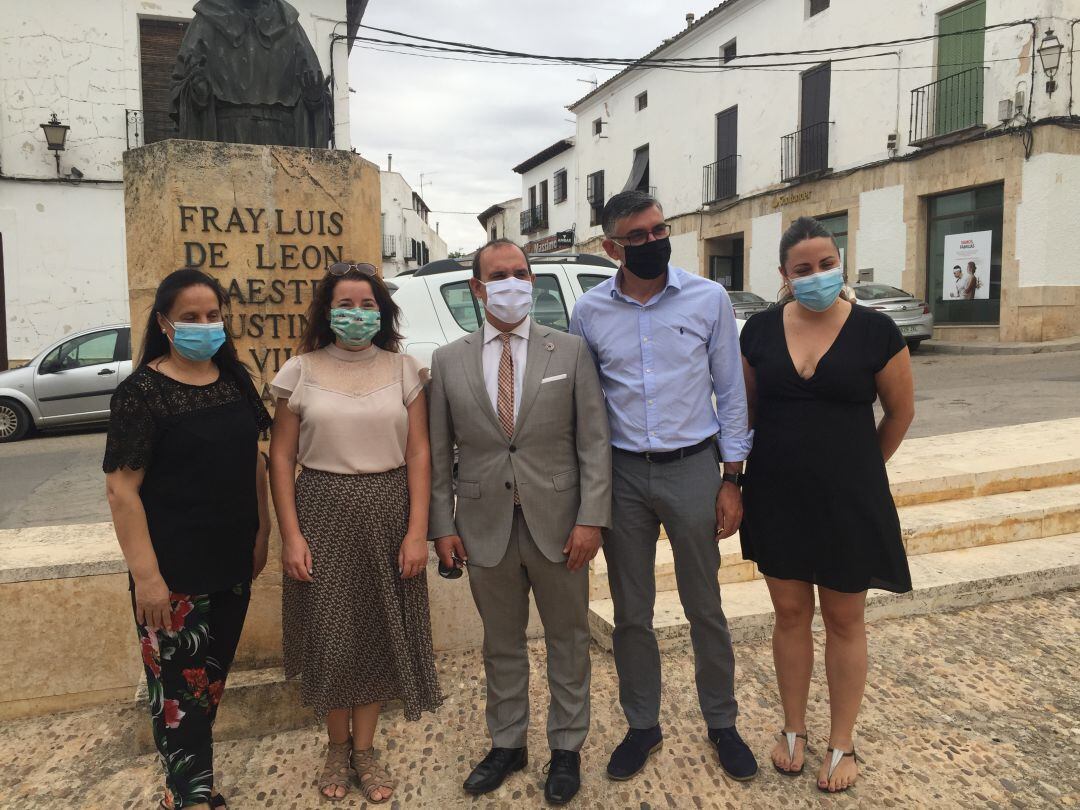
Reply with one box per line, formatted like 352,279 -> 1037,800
467,509 -> 591,751
603,446 -> 738,730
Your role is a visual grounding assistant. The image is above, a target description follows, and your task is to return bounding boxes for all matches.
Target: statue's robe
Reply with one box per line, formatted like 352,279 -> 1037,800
170,0 -> 331,147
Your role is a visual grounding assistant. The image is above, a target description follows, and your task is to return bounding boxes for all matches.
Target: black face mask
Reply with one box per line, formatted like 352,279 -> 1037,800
622,237 -> 672,280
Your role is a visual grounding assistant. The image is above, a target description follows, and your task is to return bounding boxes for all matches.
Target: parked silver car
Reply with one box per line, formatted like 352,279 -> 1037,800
728,290 -> 771,320
0,325 -> 132,442
851,283 -> 934,350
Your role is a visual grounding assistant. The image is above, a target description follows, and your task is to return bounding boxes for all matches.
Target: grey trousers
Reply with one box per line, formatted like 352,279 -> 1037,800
604,447 -> 738,730
468,509 -> 591,751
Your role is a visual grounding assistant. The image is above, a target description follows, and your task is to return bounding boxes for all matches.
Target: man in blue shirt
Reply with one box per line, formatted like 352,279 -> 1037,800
570,190 -> 757,783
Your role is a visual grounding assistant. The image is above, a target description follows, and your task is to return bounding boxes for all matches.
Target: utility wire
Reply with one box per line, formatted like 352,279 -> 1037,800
355,42 -> 1066,75
354,19 -> 1033,69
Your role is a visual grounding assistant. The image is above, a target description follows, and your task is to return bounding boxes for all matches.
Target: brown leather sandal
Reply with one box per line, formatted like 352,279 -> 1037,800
352,746 -> 395,804
319,738 -> 353,801
773,729 -> 811,776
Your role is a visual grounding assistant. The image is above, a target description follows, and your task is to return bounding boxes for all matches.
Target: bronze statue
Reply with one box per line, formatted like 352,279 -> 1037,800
170,0 -> 331,147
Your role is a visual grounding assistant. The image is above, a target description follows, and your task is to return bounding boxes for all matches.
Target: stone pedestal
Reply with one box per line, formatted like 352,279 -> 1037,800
122,140 -> 380,670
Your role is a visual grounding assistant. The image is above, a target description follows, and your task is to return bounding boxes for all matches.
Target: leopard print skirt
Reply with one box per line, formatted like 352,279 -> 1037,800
283,465 -> 444,720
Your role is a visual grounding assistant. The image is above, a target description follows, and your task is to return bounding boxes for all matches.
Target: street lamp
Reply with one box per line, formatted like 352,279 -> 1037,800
1037,28 -> 1064,97
39,113 -> 69,174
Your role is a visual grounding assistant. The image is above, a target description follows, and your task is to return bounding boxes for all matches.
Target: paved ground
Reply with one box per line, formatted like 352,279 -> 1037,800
2,351 -> 1077,529
1,591 -> 1077,809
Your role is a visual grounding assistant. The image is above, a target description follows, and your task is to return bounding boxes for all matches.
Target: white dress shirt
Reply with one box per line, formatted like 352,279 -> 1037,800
482,318 -> 529,422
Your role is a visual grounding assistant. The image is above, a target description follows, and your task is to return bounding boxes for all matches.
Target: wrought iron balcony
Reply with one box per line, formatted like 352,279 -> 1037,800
125,109 -> 178,150
382,234 -> 397,258
781,121 -> 831,183
703,155 -> 738,205
909,66 -> 985,146
519,203 -> 548,235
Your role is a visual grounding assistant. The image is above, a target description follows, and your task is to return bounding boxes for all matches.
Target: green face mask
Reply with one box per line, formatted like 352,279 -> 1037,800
329,307 -> 381,346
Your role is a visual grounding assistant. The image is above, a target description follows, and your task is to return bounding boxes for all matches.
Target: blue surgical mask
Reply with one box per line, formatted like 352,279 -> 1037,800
330,307 -> 381,346
790,268 -> 844,312
167,320 -> 226,361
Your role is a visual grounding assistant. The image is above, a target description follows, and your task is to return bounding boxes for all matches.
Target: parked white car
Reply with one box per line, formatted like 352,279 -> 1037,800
0,324 -> 133,442
388,255 -> 746,367
388,254 -> 620,367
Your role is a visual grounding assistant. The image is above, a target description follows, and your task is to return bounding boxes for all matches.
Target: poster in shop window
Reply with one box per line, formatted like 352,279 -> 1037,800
942,231 -> 991,300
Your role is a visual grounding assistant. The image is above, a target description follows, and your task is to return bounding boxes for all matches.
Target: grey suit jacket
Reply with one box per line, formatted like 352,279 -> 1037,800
427,319 -> 612,567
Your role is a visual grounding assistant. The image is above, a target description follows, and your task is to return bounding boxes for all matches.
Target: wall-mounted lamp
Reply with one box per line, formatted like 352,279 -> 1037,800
40,113 -> 70,174
1038,28 -> 1064,97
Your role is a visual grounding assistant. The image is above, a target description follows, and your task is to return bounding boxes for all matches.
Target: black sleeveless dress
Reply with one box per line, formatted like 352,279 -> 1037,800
739,304 -> 912,594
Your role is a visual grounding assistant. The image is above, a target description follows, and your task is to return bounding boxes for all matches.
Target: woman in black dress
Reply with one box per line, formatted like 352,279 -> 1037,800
740,217 -> 914,794
104,269 -> 272,810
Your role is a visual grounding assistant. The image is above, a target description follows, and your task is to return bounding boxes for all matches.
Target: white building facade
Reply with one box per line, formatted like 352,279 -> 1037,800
379,170 -> 447,277
558,0 -> 1080,343
0,0 -> 362,365
514,138 -> 577,254
476,198 -> 523,246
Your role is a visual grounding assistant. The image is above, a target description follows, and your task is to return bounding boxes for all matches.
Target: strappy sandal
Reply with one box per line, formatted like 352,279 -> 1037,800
352,746 -> 396,804
319,738 -> 353,801
773,729 -> 810,776
818,746 -> 859,793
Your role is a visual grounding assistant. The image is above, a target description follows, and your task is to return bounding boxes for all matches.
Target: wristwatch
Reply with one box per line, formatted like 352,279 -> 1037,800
722,472 -> 744,487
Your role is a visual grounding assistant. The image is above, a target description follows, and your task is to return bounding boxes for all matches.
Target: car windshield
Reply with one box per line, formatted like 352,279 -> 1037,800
729,292 -> 765,304
854,284 -> 910,301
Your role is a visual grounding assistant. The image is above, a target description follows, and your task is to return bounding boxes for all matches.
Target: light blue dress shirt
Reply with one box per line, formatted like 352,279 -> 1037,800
569,265 -> 753,462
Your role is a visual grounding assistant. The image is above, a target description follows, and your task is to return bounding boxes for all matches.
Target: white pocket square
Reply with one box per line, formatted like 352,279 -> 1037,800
541,373 -> 568,384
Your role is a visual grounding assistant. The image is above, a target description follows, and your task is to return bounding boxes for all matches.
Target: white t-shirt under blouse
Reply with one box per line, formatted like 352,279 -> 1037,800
269,343 -> 424,475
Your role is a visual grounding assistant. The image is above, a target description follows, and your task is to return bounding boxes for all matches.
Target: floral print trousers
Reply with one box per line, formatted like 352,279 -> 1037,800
133,583 -> 250,809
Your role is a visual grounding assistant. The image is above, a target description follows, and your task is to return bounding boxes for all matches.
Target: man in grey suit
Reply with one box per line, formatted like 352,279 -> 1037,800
428,238 -> 611,806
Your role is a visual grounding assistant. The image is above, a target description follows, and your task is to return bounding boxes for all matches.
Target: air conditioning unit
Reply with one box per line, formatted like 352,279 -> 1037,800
998,98 -> 1014,122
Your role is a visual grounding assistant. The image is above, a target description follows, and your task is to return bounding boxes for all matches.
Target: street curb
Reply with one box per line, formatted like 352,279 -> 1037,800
920,337 -> 1080,355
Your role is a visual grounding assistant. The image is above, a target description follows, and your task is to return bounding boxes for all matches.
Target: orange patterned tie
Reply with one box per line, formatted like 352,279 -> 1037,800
497,333 -> 519,503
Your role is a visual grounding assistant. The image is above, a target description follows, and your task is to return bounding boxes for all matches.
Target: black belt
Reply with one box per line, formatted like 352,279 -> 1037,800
613,437 -> 716,464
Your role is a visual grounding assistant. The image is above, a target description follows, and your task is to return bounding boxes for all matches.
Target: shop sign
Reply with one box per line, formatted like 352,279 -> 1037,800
772,190 -> 812,208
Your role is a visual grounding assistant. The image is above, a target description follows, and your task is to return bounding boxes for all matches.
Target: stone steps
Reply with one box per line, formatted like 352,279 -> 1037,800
886,417 -> 1080,507
588,532 -> 1080,653
587,482 -> 1080,601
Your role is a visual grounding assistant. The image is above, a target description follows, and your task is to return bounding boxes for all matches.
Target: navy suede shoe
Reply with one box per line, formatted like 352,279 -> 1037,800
708,726 -> 759,781
606,725 -> 663,781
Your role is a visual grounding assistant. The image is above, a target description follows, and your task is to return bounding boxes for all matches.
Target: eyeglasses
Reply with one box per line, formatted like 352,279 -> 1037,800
327,262 -> 378,277
609,224 -> 671,247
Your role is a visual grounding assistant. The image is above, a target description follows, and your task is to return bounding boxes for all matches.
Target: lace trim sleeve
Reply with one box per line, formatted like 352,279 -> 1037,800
236,367 -> 273,432
102,380 -> 157,473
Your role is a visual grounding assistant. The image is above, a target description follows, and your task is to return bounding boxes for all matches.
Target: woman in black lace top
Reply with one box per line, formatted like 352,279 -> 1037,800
104,269 -> 271,810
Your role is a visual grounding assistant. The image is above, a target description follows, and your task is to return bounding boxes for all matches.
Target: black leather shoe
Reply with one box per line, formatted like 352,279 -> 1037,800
462,746 -> 528,795
544,749 -> 581,805
708,726 -> 758,781
606,725 -> 663,781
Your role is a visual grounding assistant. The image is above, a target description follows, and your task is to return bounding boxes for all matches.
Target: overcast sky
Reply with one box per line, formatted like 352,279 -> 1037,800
347,1 -> 721,254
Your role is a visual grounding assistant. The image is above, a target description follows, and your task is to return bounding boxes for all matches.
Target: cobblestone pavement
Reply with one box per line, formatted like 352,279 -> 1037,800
1,591 -> 1077,810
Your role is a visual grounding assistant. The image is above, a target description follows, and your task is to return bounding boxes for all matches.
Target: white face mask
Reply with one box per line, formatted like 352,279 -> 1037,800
481,277 -> 533,324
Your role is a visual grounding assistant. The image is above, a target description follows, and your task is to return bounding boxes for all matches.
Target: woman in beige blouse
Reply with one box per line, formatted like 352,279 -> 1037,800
268,262 -> 443,803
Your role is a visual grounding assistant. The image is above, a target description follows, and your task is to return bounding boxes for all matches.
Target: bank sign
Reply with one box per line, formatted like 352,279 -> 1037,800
526,230 -> 575,254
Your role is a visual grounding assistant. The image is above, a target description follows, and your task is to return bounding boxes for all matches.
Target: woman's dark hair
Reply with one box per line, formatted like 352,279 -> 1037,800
139,268 -> 247,379
779,216 -> 839,269
297,266 -> 403,354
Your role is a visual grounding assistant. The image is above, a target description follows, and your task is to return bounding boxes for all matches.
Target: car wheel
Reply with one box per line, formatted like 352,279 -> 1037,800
0,399 -> 33,442
907,339 -> 923,353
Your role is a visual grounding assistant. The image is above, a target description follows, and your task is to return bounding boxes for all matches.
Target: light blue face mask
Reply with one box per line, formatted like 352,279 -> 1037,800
790,267 -> 845,312
167,320 -> 226,361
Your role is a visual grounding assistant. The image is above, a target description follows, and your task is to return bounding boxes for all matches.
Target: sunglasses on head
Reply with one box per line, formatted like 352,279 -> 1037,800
327,262 -> 378,278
